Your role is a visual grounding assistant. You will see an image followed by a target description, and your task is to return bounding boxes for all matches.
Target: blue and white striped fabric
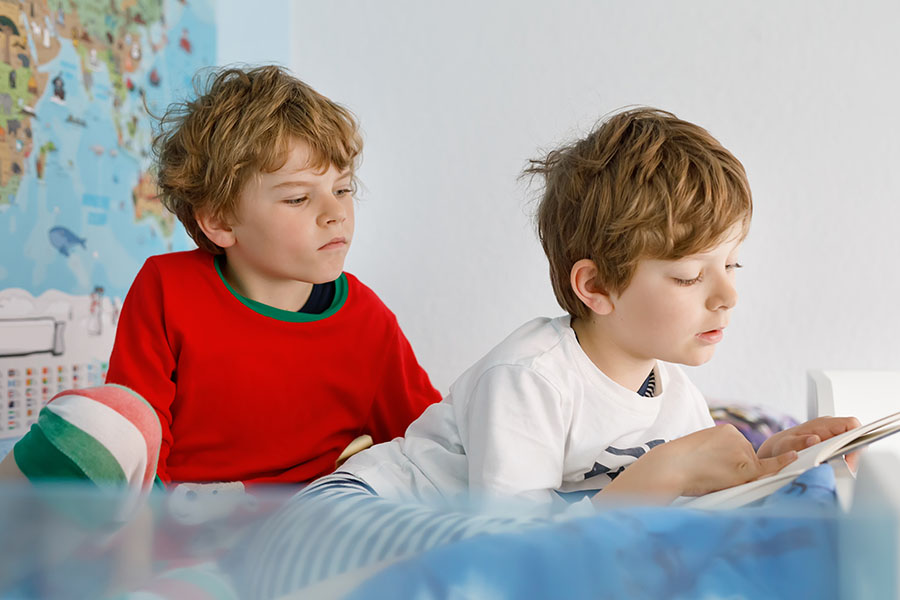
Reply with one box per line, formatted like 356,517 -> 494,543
234,472 -> 546,599
343,464 -> 840,600
234,465 -> 839,600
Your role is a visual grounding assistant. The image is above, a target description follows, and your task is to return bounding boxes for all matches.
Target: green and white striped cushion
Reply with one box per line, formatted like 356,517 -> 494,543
13,384 -> 162,521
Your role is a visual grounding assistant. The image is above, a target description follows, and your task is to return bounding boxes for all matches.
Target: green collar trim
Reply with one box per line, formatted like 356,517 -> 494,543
214,255 -> 348,322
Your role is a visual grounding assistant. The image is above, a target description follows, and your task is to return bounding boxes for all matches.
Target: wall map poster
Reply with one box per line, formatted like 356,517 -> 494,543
0,0 -> 215,437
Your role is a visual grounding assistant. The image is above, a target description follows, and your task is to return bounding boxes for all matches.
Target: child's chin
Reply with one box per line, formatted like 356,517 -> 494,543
680,351 -> 716,367
325,267 -> 345,282
312,265 -> 345,284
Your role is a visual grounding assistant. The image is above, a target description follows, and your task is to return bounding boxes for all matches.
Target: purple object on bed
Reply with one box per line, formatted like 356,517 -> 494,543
710,404 -> 799,450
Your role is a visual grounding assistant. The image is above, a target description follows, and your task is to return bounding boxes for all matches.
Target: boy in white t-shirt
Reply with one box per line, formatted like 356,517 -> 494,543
241,108 -> 859,597
336,107 -> 857,508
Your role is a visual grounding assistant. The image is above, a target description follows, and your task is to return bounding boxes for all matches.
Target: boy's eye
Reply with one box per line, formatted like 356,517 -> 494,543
674,275 -> 702,286
334,187 -> 354,197
285,196 -> 308,205
726,262 -> 744,271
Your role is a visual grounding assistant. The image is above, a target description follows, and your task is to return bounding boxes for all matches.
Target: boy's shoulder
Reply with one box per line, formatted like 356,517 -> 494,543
489,316 -> 568,355
446,316 -> 580,402
340,271 -> 367,295
126,249 -> 213,293
123,250 -> 219,309
141,248 -> 212,275
341,272 -> 395,319
462,316 -> 574,378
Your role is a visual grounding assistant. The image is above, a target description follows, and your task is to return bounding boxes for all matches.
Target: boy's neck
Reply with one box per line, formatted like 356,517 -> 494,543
220,254 -> 313,312
570,316 -> 657,394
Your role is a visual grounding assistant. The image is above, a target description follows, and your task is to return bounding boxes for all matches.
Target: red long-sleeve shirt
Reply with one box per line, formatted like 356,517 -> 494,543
106,249 -> 440,485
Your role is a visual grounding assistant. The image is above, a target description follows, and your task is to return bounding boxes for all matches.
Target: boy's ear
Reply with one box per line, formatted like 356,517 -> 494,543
195,210 -> 236,249
570,259 -> 614,315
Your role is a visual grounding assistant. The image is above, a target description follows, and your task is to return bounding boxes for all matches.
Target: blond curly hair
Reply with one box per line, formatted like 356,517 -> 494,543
152,65 -> 363,254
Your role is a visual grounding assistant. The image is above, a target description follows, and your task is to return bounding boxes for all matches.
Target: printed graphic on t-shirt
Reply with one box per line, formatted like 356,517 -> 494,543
583,439 -> 667,482
556,439 -> 669,503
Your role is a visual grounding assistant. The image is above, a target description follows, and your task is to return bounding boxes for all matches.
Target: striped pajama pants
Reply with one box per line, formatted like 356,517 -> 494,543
234,472 -> 547,599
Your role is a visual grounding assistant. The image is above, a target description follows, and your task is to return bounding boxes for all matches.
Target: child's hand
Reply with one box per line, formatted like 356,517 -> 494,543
756,416 -> 861,458
598,424 -> 798,504
658,424 -> 799,497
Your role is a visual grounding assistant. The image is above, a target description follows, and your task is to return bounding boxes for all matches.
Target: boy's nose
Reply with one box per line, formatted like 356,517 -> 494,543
318,196 -> 347,226
707,275 -> 738,311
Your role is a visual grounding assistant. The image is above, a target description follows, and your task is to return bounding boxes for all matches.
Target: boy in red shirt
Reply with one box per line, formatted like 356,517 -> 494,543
1,65 -> 441,492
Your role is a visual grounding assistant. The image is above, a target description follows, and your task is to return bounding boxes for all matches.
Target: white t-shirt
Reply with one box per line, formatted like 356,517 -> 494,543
340,316 -> 715,510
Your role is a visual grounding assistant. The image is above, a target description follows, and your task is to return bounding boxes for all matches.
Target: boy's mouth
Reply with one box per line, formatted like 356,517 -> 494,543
696,329 -> 724,344
319,237 -> 348,250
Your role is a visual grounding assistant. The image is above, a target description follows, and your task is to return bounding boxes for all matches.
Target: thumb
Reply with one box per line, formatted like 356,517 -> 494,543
757,450 -> 798,478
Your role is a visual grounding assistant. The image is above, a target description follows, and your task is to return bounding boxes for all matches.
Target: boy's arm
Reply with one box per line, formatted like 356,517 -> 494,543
462,365 -> 567,504
597,424 -> 798,505
105,260 -> 177,483
365,319 -> 441,442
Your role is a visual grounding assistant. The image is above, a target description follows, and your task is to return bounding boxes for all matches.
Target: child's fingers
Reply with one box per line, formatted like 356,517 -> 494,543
782,434 -> 820,453
762,433 -> 819,457
806,416 -> 860,438
834,416 -> 862,432
756,450 -> 798,478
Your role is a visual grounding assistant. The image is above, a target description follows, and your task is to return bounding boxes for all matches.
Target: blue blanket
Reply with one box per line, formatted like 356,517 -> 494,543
347,466 -> 839,600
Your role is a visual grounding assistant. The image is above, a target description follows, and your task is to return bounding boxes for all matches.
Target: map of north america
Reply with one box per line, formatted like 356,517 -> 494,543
0,0 -> 214,300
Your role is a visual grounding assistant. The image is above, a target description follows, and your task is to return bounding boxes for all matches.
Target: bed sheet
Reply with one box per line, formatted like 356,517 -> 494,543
344,465 -> 839,600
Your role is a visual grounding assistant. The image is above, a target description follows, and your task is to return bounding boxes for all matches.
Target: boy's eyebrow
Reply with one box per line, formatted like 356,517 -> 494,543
270,170 -> 352,190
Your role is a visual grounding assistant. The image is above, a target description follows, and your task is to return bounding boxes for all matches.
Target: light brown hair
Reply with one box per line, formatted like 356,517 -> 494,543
525,107 -> 752,319
153,65 -> 363,254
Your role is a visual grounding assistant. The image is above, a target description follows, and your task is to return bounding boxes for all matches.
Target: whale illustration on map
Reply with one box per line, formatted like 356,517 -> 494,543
48,226 -> 86,257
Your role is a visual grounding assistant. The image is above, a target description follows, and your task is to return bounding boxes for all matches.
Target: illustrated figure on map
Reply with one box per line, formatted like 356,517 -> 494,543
88,285 -> 103,336
48,227 -> 86,257
179,28 -> 192,53
51,73 -> 65,102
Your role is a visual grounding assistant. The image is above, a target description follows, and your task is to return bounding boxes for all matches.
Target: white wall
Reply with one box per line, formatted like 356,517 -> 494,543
269,1 -> 900,419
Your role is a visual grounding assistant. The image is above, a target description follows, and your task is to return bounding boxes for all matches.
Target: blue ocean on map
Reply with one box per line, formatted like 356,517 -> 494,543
0,0 -> 214,301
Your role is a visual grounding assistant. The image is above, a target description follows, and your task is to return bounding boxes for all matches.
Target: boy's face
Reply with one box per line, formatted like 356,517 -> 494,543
227,138 -> 355,286
604,222 -> 744,368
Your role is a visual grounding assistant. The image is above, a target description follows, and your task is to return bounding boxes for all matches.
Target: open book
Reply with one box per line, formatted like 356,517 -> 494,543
678,410 -> 900,510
